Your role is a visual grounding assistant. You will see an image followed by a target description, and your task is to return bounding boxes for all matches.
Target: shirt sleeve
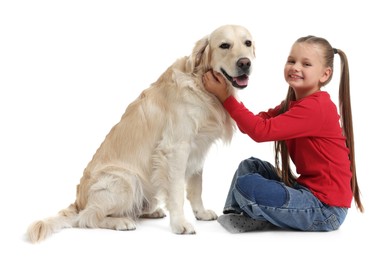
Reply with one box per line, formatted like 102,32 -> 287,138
223,95 -> 324,142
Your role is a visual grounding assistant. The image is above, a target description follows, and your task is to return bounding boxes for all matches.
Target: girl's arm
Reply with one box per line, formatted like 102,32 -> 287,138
203,70 -> 324,142
224,96 -> 323,142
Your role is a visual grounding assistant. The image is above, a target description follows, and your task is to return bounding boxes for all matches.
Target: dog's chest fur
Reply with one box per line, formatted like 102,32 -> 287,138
171,70 -> 235,144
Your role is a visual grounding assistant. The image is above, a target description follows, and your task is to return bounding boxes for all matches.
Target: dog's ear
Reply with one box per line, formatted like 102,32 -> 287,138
186,35 -> 210,73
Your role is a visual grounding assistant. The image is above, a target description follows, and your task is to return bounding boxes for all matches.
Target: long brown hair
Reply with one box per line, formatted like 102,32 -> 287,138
274,36 -> 364,212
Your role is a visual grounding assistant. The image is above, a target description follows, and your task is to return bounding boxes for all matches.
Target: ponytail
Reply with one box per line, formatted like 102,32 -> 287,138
336,49 -> 364,212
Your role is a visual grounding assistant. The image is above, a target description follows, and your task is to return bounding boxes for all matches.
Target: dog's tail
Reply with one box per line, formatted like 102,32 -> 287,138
27,203 -> 79,243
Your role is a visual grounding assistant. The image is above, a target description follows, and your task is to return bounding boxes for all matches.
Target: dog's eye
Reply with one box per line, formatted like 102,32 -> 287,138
219,43 -> 230,49
245,40 -> 252,47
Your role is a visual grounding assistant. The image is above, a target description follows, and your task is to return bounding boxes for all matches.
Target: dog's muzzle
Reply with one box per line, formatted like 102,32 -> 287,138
221,57 -> 251,89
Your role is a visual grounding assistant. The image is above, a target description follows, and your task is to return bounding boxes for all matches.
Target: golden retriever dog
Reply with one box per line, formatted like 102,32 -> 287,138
27,24 -> 255,242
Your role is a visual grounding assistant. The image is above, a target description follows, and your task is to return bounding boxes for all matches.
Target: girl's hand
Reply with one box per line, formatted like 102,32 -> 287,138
202,70 -> 230,103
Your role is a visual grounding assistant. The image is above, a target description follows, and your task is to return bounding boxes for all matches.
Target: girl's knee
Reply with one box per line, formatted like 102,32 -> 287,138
239,157 -> 260,169
235,174 -> 287,207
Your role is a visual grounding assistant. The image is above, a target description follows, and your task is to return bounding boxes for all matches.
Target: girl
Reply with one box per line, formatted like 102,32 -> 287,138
202,35 -> 364,233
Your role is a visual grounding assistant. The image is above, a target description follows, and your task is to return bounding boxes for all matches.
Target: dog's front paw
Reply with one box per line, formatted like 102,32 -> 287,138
171,221 -> 196,234
194,209 -> 218,221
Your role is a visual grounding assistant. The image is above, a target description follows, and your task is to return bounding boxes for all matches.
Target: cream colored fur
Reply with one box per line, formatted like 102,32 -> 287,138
27,24 -> 255,242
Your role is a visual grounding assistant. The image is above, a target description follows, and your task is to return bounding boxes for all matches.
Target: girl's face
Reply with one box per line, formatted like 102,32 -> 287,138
284,42 -> 331,100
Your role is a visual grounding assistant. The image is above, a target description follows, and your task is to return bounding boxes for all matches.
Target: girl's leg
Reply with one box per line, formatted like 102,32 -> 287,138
230,173 -> 348,232
223,157 -> 280,214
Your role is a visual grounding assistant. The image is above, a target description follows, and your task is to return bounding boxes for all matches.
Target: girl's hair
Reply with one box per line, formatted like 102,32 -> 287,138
274,35 -> 364,212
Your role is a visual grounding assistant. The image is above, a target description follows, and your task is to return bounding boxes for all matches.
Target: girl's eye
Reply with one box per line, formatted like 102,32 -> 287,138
287,60 -> 295,64
304,63 -> 312,67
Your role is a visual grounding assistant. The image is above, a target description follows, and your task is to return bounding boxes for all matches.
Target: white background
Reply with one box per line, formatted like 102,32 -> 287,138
1,0 -> 387,259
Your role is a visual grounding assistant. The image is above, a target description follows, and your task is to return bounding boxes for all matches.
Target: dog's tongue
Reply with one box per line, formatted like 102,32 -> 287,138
233,75 -> 249,87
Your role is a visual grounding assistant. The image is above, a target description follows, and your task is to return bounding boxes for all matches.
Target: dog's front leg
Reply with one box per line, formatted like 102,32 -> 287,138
165,142 -> 196,234
186,171 -> 218,221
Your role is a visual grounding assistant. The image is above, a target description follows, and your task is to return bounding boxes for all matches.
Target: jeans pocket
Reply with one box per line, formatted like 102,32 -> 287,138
309,206 -> 342,231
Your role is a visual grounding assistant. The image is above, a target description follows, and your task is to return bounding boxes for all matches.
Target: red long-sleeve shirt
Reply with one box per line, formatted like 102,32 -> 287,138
224,91 -> 352,208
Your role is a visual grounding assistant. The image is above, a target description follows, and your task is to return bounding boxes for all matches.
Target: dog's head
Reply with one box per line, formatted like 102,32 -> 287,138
189,24 -> 255,90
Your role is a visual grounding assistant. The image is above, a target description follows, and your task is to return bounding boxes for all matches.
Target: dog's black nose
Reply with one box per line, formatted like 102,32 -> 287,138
237,58 -> 251,72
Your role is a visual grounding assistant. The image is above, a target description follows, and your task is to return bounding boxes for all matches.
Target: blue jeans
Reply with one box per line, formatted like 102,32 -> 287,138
223,157 -> 348,231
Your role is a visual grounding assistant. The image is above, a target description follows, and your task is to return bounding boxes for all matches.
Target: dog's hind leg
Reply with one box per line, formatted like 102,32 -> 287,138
140,208 -> 166,218
78,169 -> 143,231
140,197 -> 166,218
